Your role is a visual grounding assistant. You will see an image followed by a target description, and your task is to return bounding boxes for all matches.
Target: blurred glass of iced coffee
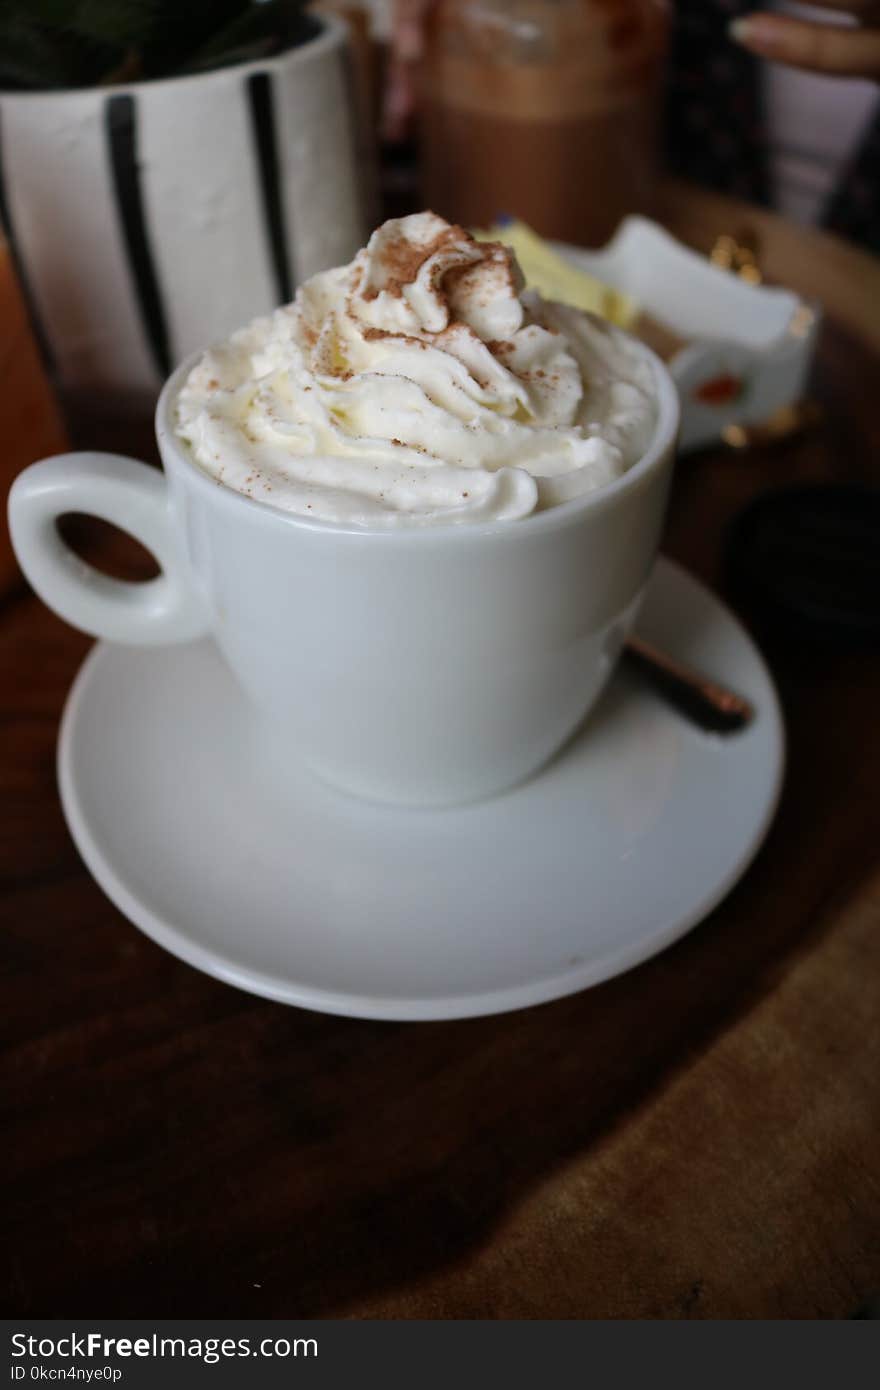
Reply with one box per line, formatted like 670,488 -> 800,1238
422,0 -> 670,246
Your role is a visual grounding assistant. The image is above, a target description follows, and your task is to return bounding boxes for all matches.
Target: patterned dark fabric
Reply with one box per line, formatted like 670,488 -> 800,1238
824,112 -> 880,254
665,0 -> 770,206
664,0 -> 880,253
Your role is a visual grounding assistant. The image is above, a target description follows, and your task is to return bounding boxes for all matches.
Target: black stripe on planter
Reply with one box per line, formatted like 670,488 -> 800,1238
247,71 -> 293,305
105,93 -> 172,379
0,109 -> 57,376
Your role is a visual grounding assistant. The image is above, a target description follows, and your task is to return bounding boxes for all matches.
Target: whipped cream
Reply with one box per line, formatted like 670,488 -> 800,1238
175,212 -> 657,526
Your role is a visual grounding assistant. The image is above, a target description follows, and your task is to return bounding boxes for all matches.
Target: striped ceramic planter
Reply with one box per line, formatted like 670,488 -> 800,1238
0,15 -> 370,404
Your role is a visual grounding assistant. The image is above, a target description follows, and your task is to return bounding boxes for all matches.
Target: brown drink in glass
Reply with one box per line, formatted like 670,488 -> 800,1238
422,0 -> 670,246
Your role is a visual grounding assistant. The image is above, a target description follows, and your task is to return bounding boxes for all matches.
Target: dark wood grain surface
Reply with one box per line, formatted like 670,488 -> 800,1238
3,272 -> 880,1318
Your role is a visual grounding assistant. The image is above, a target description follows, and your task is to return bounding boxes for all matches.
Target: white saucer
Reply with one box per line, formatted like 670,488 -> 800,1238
58,558 -> 784,1021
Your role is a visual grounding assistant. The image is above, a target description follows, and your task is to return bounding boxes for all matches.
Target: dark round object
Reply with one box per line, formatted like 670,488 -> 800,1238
726,483 -> 880,648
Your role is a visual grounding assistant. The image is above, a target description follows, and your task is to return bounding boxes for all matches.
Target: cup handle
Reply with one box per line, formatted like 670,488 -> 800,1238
8,452 -> 208,645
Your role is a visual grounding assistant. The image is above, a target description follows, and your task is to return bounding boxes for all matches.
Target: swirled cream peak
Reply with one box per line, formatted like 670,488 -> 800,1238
175,212 -> 657,526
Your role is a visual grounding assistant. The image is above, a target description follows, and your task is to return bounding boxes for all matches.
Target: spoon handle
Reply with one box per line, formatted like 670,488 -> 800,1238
624,635 -> 754,733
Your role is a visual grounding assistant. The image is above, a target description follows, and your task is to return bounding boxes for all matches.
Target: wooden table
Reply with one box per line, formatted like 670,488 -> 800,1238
3,191 -> 880,1320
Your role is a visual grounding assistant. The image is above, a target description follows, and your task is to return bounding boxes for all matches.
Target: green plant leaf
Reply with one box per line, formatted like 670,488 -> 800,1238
68,1 -> 161,46
0,0 -> 311,89
0,10 -> 121,88
184,0 -> 306,66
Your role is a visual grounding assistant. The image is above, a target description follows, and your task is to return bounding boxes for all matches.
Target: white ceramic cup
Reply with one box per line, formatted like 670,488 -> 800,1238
9,348 -> 679,806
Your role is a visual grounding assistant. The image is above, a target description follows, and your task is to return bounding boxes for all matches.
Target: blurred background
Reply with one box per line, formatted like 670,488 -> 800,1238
0,0 -> 878,553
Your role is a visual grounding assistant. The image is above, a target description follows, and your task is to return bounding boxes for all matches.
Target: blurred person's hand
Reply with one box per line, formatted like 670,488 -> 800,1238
729,2 -> 880,76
